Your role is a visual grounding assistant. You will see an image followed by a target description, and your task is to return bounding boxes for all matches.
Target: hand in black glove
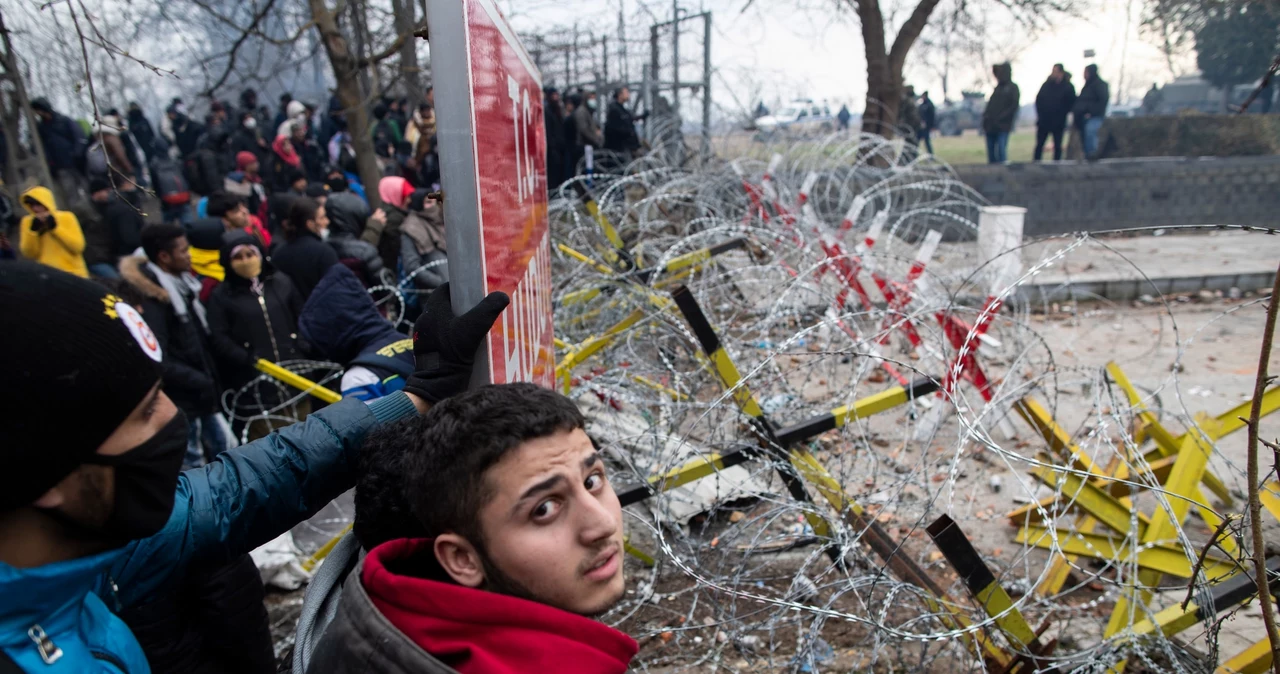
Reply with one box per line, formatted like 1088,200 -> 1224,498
403,282 -> 510,403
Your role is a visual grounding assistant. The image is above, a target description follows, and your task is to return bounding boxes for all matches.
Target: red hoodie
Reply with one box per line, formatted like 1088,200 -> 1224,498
363,538 -> 639,674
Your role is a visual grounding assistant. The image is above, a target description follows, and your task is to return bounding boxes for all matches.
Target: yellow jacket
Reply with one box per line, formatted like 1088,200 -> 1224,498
18,186 -> 89,278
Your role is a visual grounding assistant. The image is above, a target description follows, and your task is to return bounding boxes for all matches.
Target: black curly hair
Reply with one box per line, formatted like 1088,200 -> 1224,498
354,417 -> 430,550
354,384 -> 586,550
390,384 -> 585,547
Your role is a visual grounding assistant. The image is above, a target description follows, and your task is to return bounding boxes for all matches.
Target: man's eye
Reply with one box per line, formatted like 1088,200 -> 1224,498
585,473 -> 605,491
532,500 -> 560,520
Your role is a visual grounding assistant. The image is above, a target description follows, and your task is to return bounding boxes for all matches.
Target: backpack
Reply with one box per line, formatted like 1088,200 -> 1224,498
152,157 -> 191,206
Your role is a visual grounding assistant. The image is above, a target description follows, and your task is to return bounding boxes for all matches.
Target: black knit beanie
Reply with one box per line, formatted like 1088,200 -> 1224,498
0,261 -> 164,510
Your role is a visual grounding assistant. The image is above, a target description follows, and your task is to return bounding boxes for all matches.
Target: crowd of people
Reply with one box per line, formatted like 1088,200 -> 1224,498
543,85 -> 648,188
0,74 -> 655,674
983,61 -> 1111,163
880,61 -> 1111,164
1,86 -> 458,450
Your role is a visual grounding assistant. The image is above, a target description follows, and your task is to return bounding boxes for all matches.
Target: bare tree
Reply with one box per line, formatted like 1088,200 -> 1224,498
0,6 -> 52,190
390,0 -> 424,103
840,0 -> 1077,138
309,0 -> 425,207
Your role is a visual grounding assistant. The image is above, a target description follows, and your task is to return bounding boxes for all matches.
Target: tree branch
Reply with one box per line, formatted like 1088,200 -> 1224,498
1244,260 -> 1280,674
354,24 -> 427,68
888,0 -> 943,76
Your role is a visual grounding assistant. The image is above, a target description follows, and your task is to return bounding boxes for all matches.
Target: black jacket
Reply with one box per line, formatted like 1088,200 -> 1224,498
544,98 -> 566,187
982,64 -> 1021,135
604,100 -> 642,153
120,255 -> 221,416
228,126 -> 264,162
1035,78 -> 1077,130
172,115 -> 206,158
94,194 -> 145,259
128,109 -> 158,160
206,231 -> 305,388
1073,76 -> 1110,126
299,265 -> 413,382
919,99 -> 936,129
272,230 -> 340,300
37,111 -> 86,173
120,554 -> 275,674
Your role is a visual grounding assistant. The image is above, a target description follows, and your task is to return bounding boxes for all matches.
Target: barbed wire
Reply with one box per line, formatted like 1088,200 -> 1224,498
234,128 -> 1278,672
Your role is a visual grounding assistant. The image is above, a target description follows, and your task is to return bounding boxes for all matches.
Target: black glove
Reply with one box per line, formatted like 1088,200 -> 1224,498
32,216 -> 55,234
403,282 -> 510,403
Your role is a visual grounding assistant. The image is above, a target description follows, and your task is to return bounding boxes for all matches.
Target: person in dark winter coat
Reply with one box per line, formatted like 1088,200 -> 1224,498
169,107 -> 206,159
563,94 -> 582,179
1073,64 -> 1109,159
1034,64 -> 1077,161
400,189 -> 449,293
86,176 -> 144,275
229,110 -> 266,162
272,196 -> 340,300
982,62 -> 1020,163
898,85 -> 923,147
573,91 -> 604,153
305,384 -> 638,674
127,102 -> 159,161
31,97 -> 87,178
917,92 -> 936,154
603,86 -> 646,162
205,230 -> 308,440
122,223 -> 227,466
544,88 -> 567,190
325,186 -> 384,283
299,264 -> 415,401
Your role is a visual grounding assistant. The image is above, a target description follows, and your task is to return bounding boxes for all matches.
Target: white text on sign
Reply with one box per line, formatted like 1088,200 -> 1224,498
507,74 -> 536,203
500,230 -> 553,384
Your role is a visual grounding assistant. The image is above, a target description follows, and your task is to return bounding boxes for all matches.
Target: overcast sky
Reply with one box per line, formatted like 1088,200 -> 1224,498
499,0 -> 1197,117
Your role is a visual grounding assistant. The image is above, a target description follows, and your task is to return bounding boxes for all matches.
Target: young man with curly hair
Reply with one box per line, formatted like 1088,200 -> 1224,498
306,383 -> 637,674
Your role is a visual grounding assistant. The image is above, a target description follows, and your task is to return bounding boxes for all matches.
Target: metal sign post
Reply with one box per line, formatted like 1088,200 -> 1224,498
426,0 -> 555,388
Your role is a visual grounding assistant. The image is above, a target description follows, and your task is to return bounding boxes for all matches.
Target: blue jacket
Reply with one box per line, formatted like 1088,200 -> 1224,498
299,265 -> 413,400
0,392 -> 417,673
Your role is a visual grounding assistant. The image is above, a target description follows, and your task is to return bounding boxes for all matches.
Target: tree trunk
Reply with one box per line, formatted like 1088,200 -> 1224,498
0,6 -> 53,191
309,0 -> 385,209
854,0 -> 898,138
854,0 -> 941,139
390,0 -> 423,103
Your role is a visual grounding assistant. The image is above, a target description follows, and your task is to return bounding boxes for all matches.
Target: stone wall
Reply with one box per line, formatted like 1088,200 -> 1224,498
952,156 -> 1280,237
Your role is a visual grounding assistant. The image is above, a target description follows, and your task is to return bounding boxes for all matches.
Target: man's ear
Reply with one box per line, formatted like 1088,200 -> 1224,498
434,533 -> 485,588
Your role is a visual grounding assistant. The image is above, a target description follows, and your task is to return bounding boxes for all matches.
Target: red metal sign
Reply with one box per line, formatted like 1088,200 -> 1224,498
447,0 -> 554,387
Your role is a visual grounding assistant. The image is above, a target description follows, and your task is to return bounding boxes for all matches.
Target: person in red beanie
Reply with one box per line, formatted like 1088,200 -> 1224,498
224,150 -> 270,226
307,381 -> 638,674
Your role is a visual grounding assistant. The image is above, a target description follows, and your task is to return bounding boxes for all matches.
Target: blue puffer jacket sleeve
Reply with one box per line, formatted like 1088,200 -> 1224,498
107,392 -> 417,607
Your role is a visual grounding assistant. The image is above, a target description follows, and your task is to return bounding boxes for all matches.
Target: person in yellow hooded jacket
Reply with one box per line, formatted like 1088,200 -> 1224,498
18,186 -> 89,278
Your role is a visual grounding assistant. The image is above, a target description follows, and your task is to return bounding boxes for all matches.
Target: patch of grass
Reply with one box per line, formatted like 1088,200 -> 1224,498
928,128 -> 1039,165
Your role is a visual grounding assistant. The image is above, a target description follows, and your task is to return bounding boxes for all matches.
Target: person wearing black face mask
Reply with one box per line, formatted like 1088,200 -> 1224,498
0,260 -> 510,672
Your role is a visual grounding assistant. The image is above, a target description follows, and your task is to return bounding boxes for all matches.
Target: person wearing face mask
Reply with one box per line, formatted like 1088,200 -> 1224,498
272,196 -> 340,300
229,111 -> 265,163
205,232 -> 307,440
0,260 -> 509,673
572,91 -> 603,162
